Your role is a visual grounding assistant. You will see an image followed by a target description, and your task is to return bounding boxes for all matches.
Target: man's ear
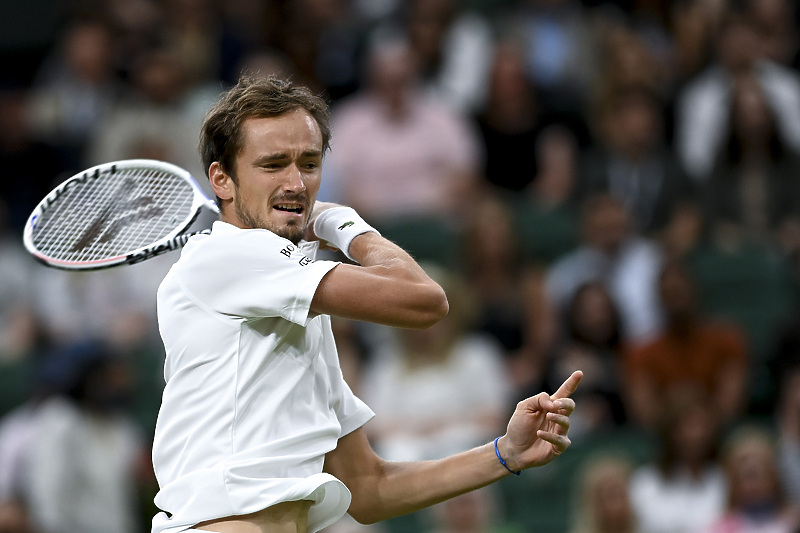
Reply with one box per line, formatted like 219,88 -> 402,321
209,162 -> 234,201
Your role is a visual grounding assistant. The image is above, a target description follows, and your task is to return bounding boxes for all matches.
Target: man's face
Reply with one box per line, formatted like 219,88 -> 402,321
224,109 -> 323,243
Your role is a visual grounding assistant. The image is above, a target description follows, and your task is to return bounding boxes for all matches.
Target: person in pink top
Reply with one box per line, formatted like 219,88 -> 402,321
325,34 -> 482,227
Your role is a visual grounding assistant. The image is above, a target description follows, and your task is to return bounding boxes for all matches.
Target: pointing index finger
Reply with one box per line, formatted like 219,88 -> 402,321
552,370 -> 583,400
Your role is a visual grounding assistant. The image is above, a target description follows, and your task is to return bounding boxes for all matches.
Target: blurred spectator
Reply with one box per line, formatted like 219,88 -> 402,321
27,18 -> 120,173
463,195 -> 532,354
701,71 -> 800,256
0,499 -> 38,533
429,489 -> 500,533
325,34 -> 482,226
0,201 -> 43,406
401,0 -> 494,113
461,196 -> 557,393
0,394 -> 45,533
580,84 -> 695,238
686,236 -> 795,413
545,193 -> 664,343
85,45 -> 216,182
669,0 -> 727,84
103,0 -> 164,78
659,198 -> 706,262
0,85 -> 64,234
501,0 -> 598,121
236,47 -> 296,82
569,455 -> 640,533
359,265 -> 509,532
28,252 -> 174,346
705,426 -> 800,533
777,363 -> 800,507
473,39 -> 543,194
160,0 -> 220,86
629,393 -> 727,533
276,0 -> 364,101
516,123 -> 580,264
744,0 -> 799,68
25,341 -> 147,533
215,0 -> 278,85
590,25 -> 668,108
623,260 -> 748,430
620,0 -> 674,77
542,281 -> 626,441
361,265 -> 509,461
674,10 -> 800,183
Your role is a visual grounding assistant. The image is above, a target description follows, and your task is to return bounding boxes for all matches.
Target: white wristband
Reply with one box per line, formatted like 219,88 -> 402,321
313,206 -> 379,261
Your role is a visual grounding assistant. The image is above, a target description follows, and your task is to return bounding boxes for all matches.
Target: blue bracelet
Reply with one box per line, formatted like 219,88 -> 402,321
494,437 -> 521,475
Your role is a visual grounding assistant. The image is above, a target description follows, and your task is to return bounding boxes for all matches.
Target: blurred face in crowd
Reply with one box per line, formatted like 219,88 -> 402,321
606,92 -> 661,160
211,109 -> 323,244
64,21 -> 114,83
534,126 -> 577,202
731,74 -> 773,145
718,18 -> 761,72
369,40 -> 419,115
580,458 -> 635,532
592,467 -> 633,530
658,263 -> 697,323
407,0 -> 454,64
571,283 -> 617,346
583,196 -> 630,255
132,50 -> 187,104
486,41 -> 534,118
725,432 -> 782,511
671,402 -> 718,466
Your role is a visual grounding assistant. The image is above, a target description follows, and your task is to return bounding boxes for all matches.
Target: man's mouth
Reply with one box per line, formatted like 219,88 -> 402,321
273,203 -> 304,214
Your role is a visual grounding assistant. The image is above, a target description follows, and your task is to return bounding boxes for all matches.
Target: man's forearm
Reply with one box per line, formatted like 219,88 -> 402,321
347,231 -> 427,273
329,375 -> 580,525
347,441 -> 512,524
311,231 -> 448,328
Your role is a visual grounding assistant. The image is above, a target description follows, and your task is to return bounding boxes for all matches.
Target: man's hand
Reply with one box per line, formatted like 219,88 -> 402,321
497,370 -> 582,471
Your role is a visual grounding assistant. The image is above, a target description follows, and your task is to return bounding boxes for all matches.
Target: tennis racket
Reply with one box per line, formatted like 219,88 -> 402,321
23,159 -> 219,270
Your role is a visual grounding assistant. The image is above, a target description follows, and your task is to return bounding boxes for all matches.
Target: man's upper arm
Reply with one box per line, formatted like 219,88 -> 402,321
184,231 -> 336,323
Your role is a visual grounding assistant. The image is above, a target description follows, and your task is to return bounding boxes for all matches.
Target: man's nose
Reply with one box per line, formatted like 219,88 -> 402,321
284,164 -> 306,192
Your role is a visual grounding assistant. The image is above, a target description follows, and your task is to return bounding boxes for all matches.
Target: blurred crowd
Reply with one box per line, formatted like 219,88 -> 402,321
2,0 -> 800,532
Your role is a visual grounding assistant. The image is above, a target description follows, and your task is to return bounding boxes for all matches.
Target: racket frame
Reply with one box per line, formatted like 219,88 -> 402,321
23,159 -> 219,270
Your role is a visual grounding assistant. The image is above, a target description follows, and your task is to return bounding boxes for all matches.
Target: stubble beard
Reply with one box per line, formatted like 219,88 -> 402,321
234,194 -> 306,245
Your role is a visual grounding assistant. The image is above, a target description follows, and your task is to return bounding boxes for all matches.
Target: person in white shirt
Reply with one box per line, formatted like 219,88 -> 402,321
151,75 -> 582,533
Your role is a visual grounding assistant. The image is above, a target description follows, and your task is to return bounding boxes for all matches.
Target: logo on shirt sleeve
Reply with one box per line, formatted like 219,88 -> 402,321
279,244 -> 315,266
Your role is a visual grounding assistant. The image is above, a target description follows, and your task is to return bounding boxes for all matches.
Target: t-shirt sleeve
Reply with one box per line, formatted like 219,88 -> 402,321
178,228 -> 340,326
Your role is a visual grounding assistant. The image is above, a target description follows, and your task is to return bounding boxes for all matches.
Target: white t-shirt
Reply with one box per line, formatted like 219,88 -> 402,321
630,464 -> 727,533
151,221 -> 375,533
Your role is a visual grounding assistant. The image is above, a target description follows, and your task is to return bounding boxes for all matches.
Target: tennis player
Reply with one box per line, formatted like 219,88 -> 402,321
150,75 -> 582,533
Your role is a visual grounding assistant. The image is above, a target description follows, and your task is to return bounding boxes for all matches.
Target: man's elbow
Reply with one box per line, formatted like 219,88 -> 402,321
414,284 -> 449,329
349,507 -> 385,526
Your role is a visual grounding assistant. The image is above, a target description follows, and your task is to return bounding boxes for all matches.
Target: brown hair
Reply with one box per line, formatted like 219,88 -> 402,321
199,75 -> 331,182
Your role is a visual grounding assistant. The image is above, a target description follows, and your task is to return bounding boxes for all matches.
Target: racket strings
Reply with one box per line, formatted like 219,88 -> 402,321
31,166 -> 195,263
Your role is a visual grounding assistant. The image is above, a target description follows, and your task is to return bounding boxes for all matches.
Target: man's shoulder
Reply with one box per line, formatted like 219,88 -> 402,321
180,222 -> 295,263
